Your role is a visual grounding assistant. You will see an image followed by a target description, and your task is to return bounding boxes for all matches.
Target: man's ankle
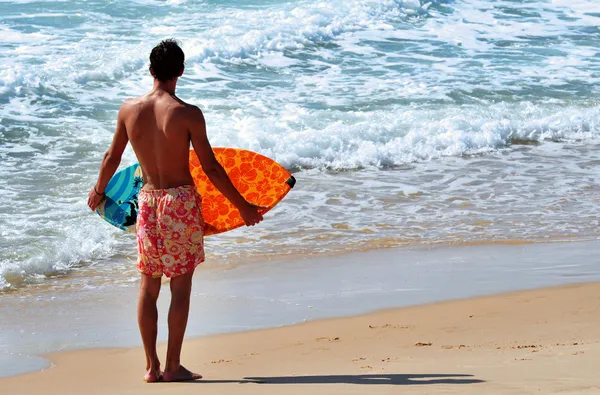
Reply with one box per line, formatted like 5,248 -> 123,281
164,362 -> 180,372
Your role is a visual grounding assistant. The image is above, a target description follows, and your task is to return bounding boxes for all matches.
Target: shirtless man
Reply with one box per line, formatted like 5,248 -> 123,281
87,39 -> 264,383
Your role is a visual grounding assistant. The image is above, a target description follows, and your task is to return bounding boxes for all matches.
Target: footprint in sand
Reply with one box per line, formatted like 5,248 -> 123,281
415,342 -> 433,347
211,359 -> 232,364
513,344 -> 539,349
368,324 -> 409,329
316,336 -> 340,342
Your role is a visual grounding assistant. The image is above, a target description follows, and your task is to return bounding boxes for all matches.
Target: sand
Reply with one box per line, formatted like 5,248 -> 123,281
2,282 -> 599,394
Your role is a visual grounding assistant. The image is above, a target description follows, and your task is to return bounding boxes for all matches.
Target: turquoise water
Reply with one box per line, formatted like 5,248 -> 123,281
1,0 -> 600,291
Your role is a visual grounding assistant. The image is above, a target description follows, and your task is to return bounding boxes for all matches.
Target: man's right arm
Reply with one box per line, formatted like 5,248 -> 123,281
188,106 -> 264,226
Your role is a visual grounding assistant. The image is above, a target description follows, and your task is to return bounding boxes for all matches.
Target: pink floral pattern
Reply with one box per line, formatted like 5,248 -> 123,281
136,185 -> 205,278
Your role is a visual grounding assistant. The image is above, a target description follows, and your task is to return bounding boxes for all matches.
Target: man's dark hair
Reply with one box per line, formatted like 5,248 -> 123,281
149,39 -> 185,81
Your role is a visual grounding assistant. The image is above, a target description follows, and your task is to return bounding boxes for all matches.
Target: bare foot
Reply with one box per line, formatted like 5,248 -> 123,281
143,368 -> 162,383
163,365 -> 202,382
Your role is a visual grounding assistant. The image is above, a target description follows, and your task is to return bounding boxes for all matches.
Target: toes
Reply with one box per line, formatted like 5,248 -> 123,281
182,366 -> 202,380
162,367 -> 202,382
192,372 -> 203,380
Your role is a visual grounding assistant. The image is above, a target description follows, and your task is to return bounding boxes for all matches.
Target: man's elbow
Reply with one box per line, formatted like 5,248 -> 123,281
201,162 -> 220,178
103,151 -> 121,167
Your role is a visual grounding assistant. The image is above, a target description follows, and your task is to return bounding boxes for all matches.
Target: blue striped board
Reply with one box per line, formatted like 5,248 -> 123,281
95,164 -> 143,234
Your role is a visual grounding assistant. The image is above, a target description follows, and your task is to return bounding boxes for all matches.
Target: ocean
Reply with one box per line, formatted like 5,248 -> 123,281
1,0 -> 600,294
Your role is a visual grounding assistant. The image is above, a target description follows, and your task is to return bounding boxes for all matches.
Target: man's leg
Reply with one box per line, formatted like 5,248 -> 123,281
138,274 -> 162,382
163,270 -> 202,381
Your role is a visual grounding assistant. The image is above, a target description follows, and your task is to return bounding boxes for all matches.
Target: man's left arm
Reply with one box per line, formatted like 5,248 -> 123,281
87,105 -> 129,211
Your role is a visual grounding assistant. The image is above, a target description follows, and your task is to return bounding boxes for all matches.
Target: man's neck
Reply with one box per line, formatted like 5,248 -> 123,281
152,78 -> 177,95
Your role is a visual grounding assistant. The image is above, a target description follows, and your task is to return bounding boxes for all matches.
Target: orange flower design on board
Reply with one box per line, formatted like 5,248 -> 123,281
194,171 -> 207,183
274,184 -> 289,197
252,155 -> 270,171
202,194 -> 230,223
224,210 -> 241,227
246,192 -> 274,207
203,181 -> 216,193
257,180 -> 272,194
230,163 -> 258,194
189,152 -> 200,168
240,150 -> 256,163
219,148 -> 238,168
269,165 -> 285,182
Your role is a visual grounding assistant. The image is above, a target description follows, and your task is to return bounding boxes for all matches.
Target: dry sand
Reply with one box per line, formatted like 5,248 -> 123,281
3,282 -> 600,395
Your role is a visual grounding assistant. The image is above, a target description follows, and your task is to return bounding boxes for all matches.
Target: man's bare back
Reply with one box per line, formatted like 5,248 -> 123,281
122,91 -> 197,190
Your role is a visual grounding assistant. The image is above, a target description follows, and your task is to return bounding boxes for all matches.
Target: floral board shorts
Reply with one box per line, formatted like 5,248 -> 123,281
136,185 -> 205,278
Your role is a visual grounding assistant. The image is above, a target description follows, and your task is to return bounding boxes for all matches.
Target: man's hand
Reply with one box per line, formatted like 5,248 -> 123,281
239,202 -> 267,227
88,188 -> 105,211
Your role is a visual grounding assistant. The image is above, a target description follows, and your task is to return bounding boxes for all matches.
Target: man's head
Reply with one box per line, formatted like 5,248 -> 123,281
149,39 -> 185,81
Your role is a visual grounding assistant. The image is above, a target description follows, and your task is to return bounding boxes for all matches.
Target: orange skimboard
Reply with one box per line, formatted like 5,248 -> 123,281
190,148 -> 296,235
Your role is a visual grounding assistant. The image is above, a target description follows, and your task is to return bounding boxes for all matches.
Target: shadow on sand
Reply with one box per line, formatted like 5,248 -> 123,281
194,373 -> 485,386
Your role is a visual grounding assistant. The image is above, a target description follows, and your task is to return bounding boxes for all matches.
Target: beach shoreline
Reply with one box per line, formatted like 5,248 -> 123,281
2,281 -> 600,394
2,240 -> 600,382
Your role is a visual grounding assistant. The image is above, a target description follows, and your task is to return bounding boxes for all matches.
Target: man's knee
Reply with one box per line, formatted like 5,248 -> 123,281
169,272 -> 193,301
140,275 -> 161,300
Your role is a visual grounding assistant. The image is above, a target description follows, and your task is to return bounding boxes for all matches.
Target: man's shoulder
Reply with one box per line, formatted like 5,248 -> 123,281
115,98 -> 139,121
119,97 -> 141,113
171,96 -> 201,112
171,101 -> 204,121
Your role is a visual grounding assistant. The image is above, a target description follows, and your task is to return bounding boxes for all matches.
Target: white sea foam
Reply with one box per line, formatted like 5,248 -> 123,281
0,25 -> 52,43
182,0 -> 429,63
0,213 -> 131,291
199,102 -> 600,170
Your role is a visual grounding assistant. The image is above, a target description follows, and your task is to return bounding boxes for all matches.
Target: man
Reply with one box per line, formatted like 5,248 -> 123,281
87,39 -> 264,383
